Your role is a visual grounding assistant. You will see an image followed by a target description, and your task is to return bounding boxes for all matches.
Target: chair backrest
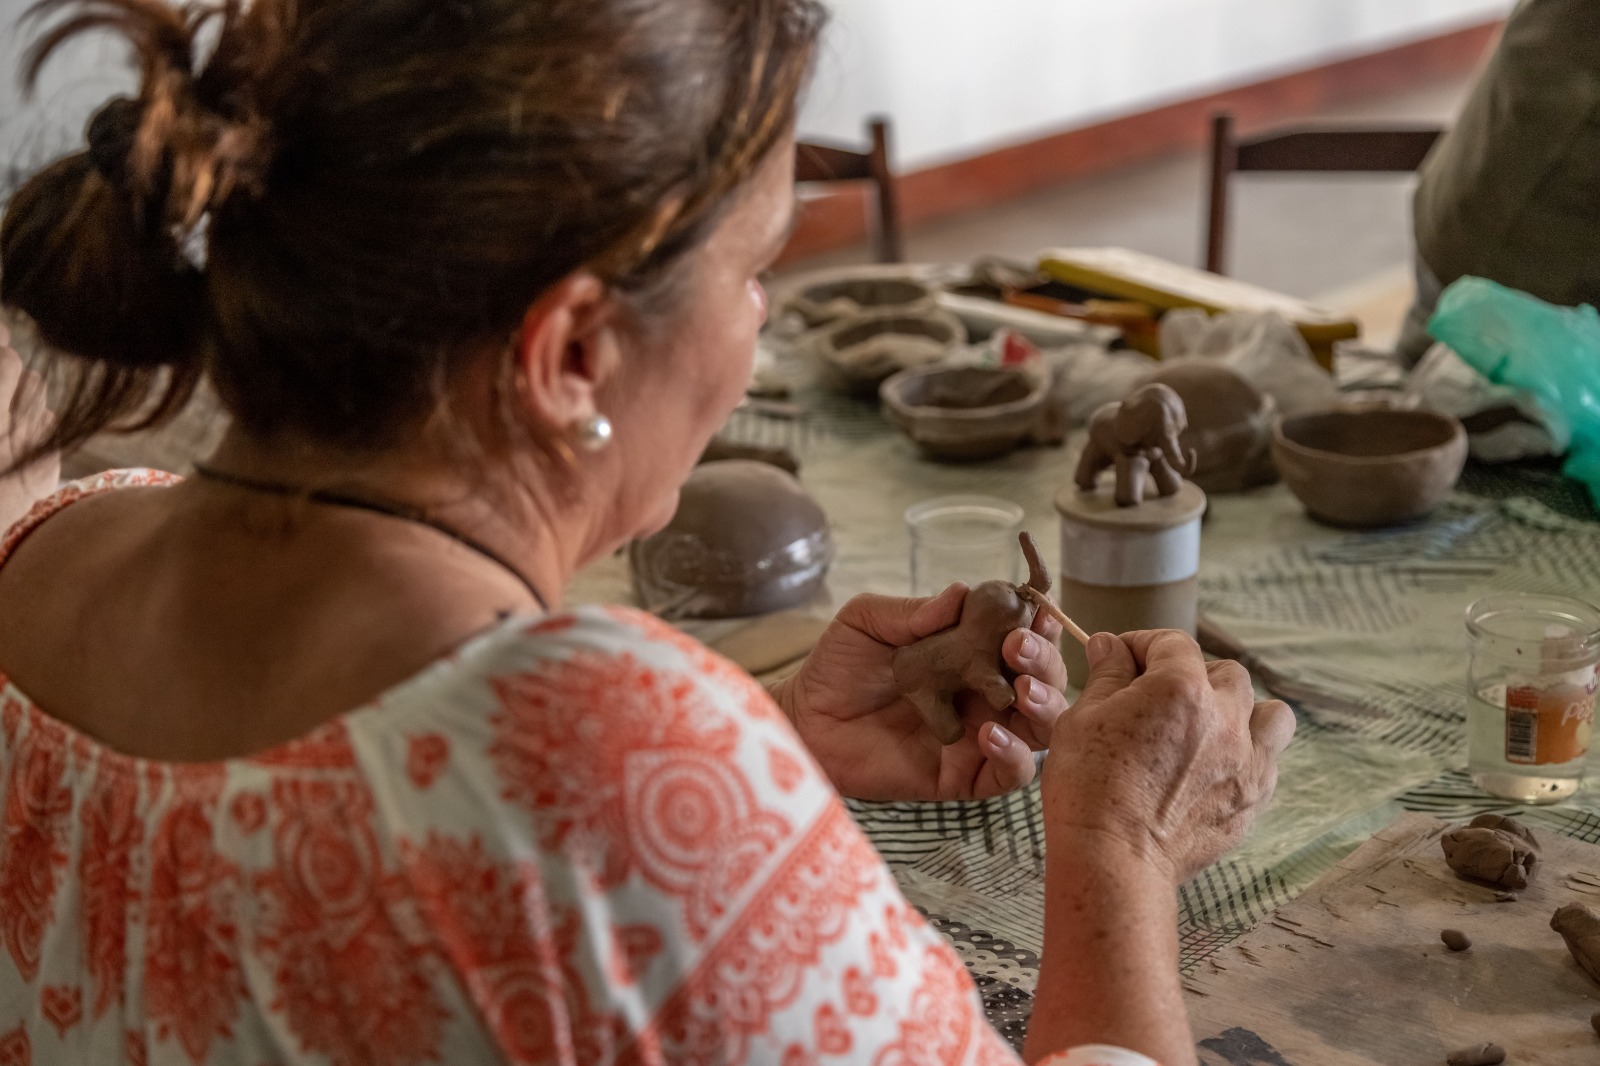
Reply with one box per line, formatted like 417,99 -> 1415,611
795,117 -> 905,263
1204,111 -> 1443,275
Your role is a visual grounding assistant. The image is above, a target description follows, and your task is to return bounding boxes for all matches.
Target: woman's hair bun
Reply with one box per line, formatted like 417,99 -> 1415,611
84,97 -> 144,193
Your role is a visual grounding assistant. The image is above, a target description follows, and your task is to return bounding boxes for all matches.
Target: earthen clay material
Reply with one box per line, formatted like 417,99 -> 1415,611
1470,813 -> 1540,850
1272,408 -> 1468,529
1075,383 -> 1198,507
891,532 -> 1050,745
1446,1043 -> 1505,1066
1441,814 -> 1540,890
1140,361 -> 1278,494
1552,902 -> 1600,986
629,460 -> 833,619
813,309 -> 965,395
1440,929 -> 1471,952
880,365 -> 1050,462
1590,1009 -> 1600,1037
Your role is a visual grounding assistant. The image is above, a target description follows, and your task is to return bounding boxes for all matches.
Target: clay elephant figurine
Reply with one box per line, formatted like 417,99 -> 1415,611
1075,382 -> 1199,507
891,533 -> 1054,745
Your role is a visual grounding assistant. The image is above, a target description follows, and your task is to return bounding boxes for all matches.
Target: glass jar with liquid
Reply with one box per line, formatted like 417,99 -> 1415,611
1466,594 -> 1600,804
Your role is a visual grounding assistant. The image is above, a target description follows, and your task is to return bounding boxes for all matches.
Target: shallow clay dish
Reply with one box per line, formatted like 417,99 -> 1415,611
1272,408 -> 1468,528
881,365 -> 1048,461
813,308 -> 966,395
785,276 -> 935,328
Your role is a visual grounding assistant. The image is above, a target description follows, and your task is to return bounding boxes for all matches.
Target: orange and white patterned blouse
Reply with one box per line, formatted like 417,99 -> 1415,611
0,471 -> 1157,1066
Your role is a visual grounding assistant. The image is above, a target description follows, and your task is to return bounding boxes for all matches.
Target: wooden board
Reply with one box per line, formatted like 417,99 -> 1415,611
1187,813 -> 1600,1064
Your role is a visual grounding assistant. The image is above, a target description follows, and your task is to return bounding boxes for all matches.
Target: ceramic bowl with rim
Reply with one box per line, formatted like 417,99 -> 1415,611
1271,407 -> 1468,528
785,276 -> 936,329
880,364 -> 1048,461
812,308 -> 966,395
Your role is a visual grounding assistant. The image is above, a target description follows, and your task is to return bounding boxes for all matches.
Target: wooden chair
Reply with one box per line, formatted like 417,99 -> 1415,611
795,117 -> 905,263
1204,111 -> 1444,275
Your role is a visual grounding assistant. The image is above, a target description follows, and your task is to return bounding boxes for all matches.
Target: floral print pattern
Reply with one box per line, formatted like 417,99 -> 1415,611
0,472 -> 1152,1066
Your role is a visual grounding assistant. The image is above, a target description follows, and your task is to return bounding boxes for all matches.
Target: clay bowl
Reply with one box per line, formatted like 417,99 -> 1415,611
786,276 -> 935,328
880,365 -> 1048,462
1271,408 -> 1468,529
813,308 -> 966,395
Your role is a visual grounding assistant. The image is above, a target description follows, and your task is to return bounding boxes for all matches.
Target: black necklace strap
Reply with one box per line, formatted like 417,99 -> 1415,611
191,463 -> 550,613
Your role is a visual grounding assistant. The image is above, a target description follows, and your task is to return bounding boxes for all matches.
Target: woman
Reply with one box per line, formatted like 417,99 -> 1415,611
0,0 -> 1293,1063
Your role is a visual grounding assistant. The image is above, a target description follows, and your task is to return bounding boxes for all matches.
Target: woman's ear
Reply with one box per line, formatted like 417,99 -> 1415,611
510,271 -> 624,431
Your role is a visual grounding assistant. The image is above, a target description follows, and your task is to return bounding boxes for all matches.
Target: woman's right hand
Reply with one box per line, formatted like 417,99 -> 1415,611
1042,629 -> 1295,884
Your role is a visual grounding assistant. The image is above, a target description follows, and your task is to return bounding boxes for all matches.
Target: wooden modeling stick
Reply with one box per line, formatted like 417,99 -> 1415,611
892,531 -> 1085,745
1014,539 -> 1089,648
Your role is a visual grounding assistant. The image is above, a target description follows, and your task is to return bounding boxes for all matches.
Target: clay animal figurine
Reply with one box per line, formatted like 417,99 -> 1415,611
892,532 -> 1055,745
1075,382 -> 1199,507
1552,902 -> 1600,987
1440,813 -> 1539,890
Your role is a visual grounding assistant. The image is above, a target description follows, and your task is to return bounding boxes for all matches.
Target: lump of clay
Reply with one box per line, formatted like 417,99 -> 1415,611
629,460 -> 833,620
1446,1044 -> 1505,1066
1441,814 -> 1540,890
1140,361 -> 1277,494
812,308 -> 966,395
891,532 -> 1054,745
1552,902 -> 1600,986
1440,929 -> 1471,952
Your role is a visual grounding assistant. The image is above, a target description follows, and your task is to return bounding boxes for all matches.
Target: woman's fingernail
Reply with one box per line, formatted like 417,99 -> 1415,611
1087,633 -> 1114,668
1019,631 -> 1039,658
1016,675 -> 1036,703
986,723 -> 1014,750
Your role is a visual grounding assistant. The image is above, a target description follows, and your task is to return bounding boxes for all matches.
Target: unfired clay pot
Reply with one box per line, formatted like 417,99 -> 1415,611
786,276 -> 936,329
1140,361 -> 1278,494
812,308 -> 966,395
879,365 -> 1048,462
1272,408 -> 1468,529
629,460 -> 834,619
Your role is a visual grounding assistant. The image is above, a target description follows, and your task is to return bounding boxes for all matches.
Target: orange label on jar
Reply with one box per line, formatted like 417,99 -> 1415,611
1505,683 -> 1596,765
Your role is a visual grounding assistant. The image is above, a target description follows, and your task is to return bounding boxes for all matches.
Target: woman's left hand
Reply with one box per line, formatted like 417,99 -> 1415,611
771,584 -> 1069,802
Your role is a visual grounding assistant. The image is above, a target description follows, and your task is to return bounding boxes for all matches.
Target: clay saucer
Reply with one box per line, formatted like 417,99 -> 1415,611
812,308 -> 966,395
1272,407 -> 1468,528
880,364 -> 1047,461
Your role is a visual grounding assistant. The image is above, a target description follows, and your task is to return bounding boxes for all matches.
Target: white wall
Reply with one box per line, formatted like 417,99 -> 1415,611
800,0 -> 1514,171
0,0 -> 1514,191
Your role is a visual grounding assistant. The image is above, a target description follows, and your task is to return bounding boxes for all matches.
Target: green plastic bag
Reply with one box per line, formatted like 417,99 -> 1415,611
1429,276 -> 1600,502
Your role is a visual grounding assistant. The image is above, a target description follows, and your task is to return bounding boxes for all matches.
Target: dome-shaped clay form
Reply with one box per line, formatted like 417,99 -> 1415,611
812,308 -> 966,395
881,365 -> 1048,461
785,276 -> 935,329
1140,361 -> 1277,494
629,460 -> 834,619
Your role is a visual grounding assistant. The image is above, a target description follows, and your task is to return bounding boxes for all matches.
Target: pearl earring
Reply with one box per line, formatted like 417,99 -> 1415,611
575,413 -> 614,452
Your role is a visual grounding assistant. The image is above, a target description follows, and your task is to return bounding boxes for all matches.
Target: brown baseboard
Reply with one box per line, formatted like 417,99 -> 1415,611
781,19 -> 1500,266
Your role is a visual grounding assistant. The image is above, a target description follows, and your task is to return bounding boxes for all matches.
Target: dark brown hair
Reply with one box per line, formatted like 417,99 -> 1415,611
1,0 -> 826,463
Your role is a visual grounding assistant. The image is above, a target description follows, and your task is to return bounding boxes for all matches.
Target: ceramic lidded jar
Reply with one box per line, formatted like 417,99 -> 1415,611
1054,475 -> 1208,687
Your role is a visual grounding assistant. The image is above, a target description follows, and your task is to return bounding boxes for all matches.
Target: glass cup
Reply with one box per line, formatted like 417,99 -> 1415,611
905,495 -> 1024,596
1466,593 -> 1600,804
